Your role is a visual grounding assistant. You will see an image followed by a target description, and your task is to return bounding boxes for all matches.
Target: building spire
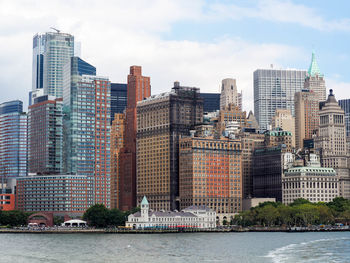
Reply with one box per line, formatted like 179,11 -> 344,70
308,51 -> 323,77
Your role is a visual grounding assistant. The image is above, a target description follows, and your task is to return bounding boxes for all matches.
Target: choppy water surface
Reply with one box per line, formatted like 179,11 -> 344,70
0,232 -> 349,262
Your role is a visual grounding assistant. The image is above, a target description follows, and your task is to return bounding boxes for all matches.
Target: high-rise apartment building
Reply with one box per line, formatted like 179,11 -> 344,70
220,78 -> 242,111
63,57 -> 111,207
217,104 -> 248,135
119,66 -> 151,210
110,83 -> 127,122
28,95 -> 63,174
32,31 -> 74,98
254,68 -> 307,131
294,90 -> 319,150
200,93 -> 220,113
179,137 -> 242,220
0,100 -> 27,192
271,109 -> 295,147
338,99 -> 350,137
136,82 -> 203,211
110,113 -> 125,209
304,52 -> 326,102
315,89 -> 350,199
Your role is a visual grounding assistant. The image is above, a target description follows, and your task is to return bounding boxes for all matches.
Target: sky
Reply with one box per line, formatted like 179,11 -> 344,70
0,0 -> 349,112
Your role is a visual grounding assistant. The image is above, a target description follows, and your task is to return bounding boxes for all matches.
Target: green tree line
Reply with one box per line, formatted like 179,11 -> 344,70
0,210 -> 32,227
232,197 -> 350,227
83,204 -> 140,228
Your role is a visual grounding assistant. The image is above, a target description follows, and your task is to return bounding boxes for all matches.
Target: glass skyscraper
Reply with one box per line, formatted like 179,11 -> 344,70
254,69 -> 307,131
63,57 -> 111,207
0,100 -> 27,192
32,31 -> 74,98
110,83 -> 127,122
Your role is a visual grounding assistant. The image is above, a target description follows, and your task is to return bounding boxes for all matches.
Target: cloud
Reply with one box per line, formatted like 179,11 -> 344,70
208,0 -> 350,32
326,78 -> 350,100
0,0 -> 347,113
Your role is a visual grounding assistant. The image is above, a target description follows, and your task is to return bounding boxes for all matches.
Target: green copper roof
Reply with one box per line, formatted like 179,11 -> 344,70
308,51 -> 323,77
141,196 -> 149,206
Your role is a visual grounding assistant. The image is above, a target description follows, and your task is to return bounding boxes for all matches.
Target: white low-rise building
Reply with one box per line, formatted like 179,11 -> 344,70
282,155 -> 339,204
126,196 -> 216,229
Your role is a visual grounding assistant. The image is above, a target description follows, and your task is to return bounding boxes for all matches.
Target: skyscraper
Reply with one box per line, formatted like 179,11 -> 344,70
0,101 -> 27,191
63,57 -> 111,207
294,90 -> 319,150
253,68 -> 307,131
28,95 -> 63,174
220,78 -> 242,111
136,82 -> 203,211
119,66 -> 151,210
304,52 -> 326,102
32,31 -> 74,98
32,33 -> 46,91
315,89 -> 350,199
110,83 -> 127,122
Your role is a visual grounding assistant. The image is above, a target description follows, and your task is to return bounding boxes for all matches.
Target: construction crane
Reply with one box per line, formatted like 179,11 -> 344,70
50,27 -> 61,33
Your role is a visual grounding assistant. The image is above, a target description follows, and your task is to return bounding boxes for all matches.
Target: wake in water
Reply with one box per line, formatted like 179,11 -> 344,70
265,237 -> 350,263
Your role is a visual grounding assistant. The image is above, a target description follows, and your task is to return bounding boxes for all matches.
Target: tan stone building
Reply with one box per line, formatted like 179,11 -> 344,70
179,136 -> 242,222
220,78 -> 242,111
294,90 -> 319,150
315,89 -> 350,198
136,82 -> 203,211
271,109 -> 295,148
217,104 -> 248,135
304,52 -> 326,102
110,113 -> 125,209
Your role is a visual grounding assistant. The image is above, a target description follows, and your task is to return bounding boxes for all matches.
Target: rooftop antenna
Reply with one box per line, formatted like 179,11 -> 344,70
50,27 -> 61,33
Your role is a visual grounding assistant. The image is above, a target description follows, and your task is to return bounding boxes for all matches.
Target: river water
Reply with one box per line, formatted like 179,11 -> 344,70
0,232 -> 349,262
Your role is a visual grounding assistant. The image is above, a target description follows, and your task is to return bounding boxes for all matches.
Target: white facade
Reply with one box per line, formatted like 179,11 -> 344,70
126,196 -> 216,229
282,164 -> 339,205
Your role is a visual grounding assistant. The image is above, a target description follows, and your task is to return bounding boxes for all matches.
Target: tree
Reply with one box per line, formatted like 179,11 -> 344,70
256,205 -> 279,226
83,204 -> 109,228
289,198 -> 311,207
108,209 -> 125,226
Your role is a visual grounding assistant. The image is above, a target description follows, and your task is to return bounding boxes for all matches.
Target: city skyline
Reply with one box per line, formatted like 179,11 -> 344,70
1,0 -> 350,113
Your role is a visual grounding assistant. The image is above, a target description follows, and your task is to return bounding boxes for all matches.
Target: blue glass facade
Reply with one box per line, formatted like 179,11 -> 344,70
111,83 -> 127,122
338,99 -> 350,137
0,100 -> 27,191
200,93 -> 220,113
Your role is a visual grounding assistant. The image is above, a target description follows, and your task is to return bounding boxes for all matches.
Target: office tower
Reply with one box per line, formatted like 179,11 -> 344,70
32,31 -> 74,98
338,99 -> 350,137
304,52 -> 326,102
271,109 -> 295,147
220,78 -> 242,111
136,82 -> 203,211
200,93 -> 220,113
16,174 -> 93,214
0,100 -> 27,192
315,89 -> 350,198
63,56 -> 96,174
63,57 -> 110,207
179,136 -> 242,220
32,33 -> 46,91
110,83 -> 127,122
110,113 -> 125,209
294,90 -> 319,150
254,68 -> 307,131
119,66 -> 151,210
253,146 -> 293,202
28,95 -> 63,174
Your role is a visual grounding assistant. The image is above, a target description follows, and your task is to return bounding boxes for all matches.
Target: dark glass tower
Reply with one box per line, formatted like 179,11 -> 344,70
200,93 -> 220,113
110,83 -> 127,122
